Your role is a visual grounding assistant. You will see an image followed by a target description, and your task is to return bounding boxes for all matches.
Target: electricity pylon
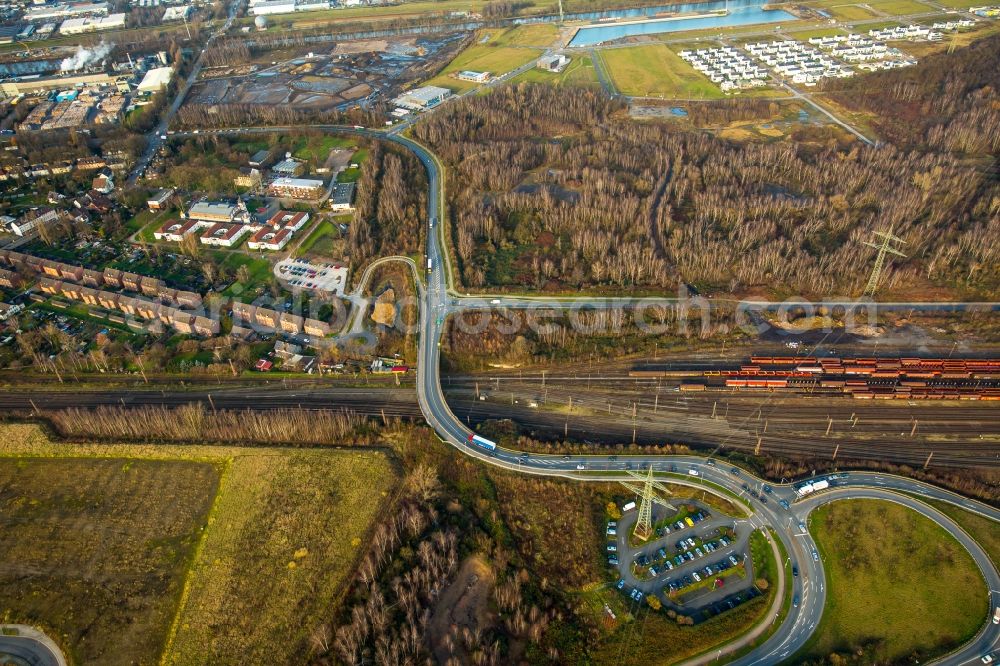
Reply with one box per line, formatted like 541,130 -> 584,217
620,466 -> 676,542
862,226 -> 906,297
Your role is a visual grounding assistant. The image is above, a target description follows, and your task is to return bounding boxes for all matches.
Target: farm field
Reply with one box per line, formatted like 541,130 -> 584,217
424,30 -> 544,92
0,453 -> 219,666
801,499 -> 987,664
0,424 -> 397,666
600,44 -> 724,99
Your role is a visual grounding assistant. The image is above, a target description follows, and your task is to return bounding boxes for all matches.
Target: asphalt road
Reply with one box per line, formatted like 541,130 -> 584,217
117,120 -> 1000,664
0,626 -> 65,666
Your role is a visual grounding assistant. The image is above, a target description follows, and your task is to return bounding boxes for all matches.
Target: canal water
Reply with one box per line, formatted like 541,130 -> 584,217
564,0 -> 794,47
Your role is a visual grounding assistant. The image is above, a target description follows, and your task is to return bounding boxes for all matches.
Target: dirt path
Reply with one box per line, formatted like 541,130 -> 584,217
428,555 -> 496,665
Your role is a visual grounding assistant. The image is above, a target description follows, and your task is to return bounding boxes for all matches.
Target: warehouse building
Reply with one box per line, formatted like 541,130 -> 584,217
392,85 -> 451,111
137,66 -> 174,93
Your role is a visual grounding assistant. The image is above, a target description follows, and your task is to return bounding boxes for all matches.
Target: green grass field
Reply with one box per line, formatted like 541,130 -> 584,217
787,26 -> 850,39
508,55 -> 600,88
827,3 -> 880,20
0,423 -> 397,666
291,134 -> 356,162
601,44 -> 724,99
802,499 -> 987,664
296,219 -> 338,257
423,31 -> 543,93
491,23 -> 559,47
868,0 -> 930,14
924,499 -> 1000,573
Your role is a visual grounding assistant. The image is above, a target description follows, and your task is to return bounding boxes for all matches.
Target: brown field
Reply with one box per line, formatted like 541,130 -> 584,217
0,423 -> 397,665
0,454 -> 219,666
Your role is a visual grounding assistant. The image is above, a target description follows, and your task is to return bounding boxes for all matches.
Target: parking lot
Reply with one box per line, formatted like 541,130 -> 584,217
607,494 -> 758,619
274,258 -> 349,296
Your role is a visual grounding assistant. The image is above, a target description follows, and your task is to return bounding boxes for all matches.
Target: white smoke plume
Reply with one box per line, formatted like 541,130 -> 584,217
59,41 -> 113,72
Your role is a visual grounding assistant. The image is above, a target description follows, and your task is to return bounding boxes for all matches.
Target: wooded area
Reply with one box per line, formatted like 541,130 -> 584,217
826,33 -> 1000,155
413,79 -> 998,299
349,142 -> 427,269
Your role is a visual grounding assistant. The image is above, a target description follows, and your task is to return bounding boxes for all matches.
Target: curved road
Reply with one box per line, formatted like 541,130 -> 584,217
137,124 -> 1000,664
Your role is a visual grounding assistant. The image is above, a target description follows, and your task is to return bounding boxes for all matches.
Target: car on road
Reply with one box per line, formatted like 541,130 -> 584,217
994,607 -> 1000,625
792,565 -> 798,577
792,594 -> 799,608
616,579 -> 625,589
688,469 -> 700,476
763,485 -> 773,494
692,572 -> 701,582
607,544 -> 617,552
812,550 -> 819,562
576,463 -> 586,470
982,655 -> 993,665
731,467 -> 741,475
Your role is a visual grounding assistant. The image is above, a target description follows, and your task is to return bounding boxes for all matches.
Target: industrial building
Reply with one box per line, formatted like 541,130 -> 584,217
0,72 -> 117,98
392,85 -> 451,111
59,13 -> 126,34
161,5 -> 192,20
137,66 -> 174,93
24,1 -> 108,22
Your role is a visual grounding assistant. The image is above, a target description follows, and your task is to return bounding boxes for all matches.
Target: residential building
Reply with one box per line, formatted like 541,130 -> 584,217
199,223 -> 250,247
304,317 -> 330,337
82,268 -> 104,287
154,218 -> 200,242
146,188 -> 175,211
267,177 -> 324,199
103,267 -> 123,287
0,268 -> 19,289
0,302 -> 24,322
254,307 -> 278,329
234,167 -> 262,190
279,312 -> 303,334
232,301 -> 256,323
92,173 -> 114,193
247,210 -> 309,251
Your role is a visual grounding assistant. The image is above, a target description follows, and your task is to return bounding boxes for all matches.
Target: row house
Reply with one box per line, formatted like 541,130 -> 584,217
103,267 -> 123,288
97,290 -> 119,310
304,318 -> 331,337
194,316 -> 220,336
280,312 -> 304,334
121,272 -> 142,292
79,286 -> 99,306
82,268 -> 104,287
0,268 -> 19,289
175,290 -> 202,309
254,307 -> 278,330
140,276 -> 161,297
39,278 -> 62,295
232,301 -> 256,324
